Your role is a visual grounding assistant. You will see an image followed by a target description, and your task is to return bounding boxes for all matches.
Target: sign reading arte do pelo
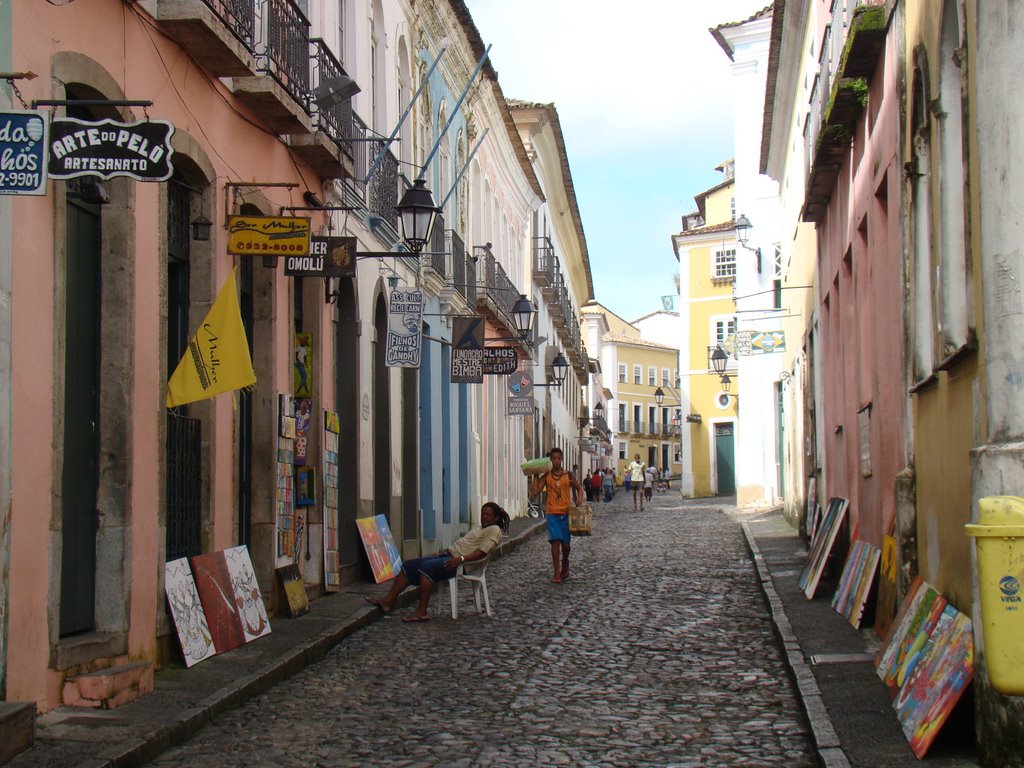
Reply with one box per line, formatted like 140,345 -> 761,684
48,117 -> 174,181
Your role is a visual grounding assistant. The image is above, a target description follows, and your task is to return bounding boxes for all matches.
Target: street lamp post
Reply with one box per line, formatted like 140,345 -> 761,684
654,386 -> 683,489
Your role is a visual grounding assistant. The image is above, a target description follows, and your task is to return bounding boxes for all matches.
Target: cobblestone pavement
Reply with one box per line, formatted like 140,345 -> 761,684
146,492 -> 815,768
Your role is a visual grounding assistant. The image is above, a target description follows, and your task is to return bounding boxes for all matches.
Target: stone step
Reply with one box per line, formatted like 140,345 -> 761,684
0,701 -> 35,764
62,661 -> 154,710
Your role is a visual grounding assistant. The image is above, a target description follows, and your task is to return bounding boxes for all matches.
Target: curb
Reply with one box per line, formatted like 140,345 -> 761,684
741,521 -> 851,768
92,519 -> 547,768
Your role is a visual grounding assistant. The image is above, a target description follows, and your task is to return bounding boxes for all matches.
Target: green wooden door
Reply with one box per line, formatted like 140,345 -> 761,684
715,422 -> 736,496
60,193 -> 100,636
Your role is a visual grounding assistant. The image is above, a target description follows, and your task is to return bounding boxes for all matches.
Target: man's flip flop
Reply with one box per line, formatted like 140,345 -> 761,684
364,596 -> 390,613
402,615 -> 430,622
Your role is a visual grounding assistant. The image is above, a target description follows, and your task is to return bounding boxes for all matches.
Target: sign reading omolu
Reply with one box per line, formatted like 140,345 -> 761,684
227,215 -> 311,256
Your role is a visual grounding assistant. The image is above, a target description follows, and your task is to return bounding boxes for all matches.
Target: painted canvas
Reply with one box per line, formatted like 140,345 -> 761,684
323,410 -> 341,592
895,605 -> 973,758
799,497 -> 849,599
356,514 -> 403,583
805,476 -> 819,541
876,578 -> 948,697
191,552 -> 247,654
294,332 -> 312,397
276,563 -> 310,617
831,540 -> 880,629
164,558 -> 216,667
875,529 -> 899,641
224,546 -> 271,642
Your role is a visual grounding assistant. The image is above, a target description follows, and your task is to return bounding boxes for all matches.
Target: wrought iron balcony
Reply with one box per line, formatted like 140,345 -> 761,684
532,236 -> 556,287
474,247 -> 523,342
290,39 -> 357,177
424,214 -> 447,278
156,0 -> 257,77
230,0 -> 311,133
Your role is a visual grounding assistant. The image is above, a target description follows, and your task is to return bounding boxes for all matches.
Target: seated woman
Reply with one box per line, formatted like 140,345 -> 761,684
365,501 -> 510,622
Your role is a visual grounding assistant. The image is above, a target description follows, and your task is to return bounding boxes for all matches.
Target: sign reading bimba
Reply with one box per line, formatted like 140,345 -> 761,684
48,117 -> 174,181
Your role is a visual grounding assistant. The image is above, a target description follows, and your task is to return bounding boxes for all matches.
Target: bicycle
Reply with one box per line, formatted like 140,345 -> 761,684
527,495 -> 543,518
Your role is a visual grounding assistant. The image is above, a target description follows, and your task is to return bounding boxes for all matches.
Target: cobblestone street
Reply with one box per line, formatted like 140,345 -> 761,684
146,493 -> 815,768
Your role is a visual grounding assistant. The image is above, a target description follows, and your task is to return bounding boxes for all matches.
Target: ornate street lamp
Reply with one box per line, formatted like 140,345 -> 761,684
511,294 -> 536,340
395,179 -> 440,254
654,387 -> 665,406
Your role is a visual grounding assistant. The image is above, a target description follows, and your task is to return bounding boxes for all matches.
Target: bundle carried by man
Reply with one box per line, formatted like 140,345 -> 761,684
520,457 -> 553,476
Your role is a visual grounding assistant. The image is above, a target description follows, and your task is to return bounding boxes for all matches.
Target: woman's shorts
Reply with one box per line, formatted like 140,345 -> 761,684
401,553 -> 456,585
546,513 -> 571,543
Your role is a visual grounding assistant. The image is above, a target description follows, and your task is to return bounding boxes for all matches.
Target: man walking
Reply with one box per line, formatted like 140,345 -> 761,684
626,454 -> 646,511
529,447 -> 584,583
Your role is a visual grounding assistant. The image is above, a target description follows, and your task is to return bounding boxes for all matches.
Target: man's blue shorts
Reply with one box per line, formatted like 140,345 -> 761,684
401,553 -> 456,585
546,513 -> 570,544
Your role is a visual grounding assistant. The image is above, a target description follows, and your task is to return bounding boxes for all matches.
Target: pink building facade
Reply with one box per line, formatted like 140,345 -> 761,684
807,2 -> 906,553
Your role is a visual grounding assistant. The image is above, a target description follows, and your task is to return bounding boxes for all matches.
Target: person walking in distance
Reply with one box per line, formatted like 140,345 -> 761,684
626,454 -> 646,511
529,447 -> 584,583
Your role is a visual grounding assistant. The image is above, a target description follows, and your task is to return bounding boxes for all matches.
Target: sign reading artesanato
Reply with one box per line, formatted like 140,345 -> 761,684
227,215 -> 311,257
47,117 -> 174,181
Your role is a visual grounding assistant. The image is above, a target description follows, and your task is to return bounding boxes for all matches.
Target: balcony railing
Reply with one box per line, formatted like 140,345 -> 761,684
532,236 -> 556,285
475,248 -> 518,326
205,0 -> 256,50
309,39 -> 353,152
259,0 -> 310,108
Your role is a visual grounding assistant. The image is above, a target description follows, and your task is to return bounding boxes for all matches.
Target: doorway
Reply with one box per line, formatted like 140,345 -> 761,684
60,182 -> 101,637
715,422 -> 736,495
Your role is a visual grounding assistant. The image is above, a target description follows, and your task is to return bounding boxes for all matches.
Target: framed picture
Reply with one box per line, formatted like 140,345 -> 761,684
296,466 -> 315,507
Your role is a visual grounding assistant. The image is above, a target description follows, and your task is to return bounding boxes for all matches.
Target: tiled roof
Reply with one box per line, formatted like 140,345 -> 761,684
675,220 -> 737,237
602,331 -> 676,352
710,4 -> 774,61
508,100 -> 593,300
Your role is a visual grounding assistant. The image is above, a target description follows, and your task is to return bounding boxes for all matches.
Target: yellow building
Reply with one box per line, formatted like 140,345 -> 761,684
581,304 -> 681,484
671,161 -> 740,497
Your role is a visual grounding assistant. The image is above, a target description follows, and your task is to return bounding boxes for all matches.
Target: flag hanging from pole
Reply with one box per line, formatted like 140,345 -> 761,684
166,268 -> 256,407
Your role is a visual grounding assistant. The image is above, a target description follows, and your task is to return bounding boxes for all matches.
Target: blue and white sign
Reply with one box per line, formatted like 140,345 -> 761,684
0,110 -> 49,196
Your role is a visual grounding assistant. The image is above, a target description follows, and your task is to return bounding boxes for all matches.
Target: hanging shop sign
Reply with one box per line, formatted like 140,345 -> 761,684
385,288 -> 423,367
284,236 -> 356,278
484,347 -> 518,376
227,215 -> 310,257
507,370 -> 534,416
451,316 -> 484,384
750,330 -> 786,354
47,117 -> 174,181
0,110 -> 49,195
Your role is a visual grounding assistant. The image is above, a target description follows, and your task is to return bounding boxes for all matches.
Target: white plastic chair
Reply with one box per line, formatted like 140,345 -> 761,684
446,556 -> 492,618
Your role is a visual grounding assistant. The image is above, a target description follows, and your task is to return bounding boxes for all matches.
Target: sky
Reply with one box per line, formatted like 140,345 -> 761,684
464,0 -> 770,323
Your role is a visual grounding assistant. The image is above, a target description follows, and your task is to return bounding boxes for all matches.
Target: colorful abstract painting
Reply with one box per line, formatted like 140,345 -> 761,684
323,410 -> 341,592
894,605 -> 973,758
224,546 -> 271,642
874,529 -> 899,641
191,552 -> 247,654
164,558 -> 216,667
356,514 -> 403,584
876,578 -> 949,697
799,497 -> 849,598
831,540 -> 880,629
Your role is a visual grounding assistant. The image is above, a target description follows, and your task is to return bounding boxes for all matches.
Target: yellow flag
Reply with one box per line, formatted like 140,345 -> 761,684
166,268 -> 256,407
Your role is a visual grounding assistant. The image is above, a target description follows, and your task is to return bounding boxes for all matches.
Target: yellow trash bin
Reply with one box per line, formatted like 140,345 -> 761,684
966,495 -> 1024,695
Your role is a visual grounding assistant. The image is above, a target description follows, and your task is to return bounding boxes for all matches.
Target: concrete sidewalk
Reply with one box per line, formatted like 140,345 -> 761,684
7,517 -> 547,768
738,506 -> 978,768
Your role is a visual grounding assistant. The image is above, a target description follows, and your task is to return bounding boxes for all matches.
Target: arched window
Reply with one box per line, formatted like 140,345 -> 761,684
936,0 -> 969,356
397,39 -> 411,171
437,103 -> 450,219
370,0 -> 385,133
910,64 -> 935,381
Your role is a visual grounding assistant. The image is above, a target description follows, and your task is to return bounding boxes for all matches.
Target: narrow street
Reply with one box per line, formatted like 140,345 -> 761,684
146,492 -> 815,768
